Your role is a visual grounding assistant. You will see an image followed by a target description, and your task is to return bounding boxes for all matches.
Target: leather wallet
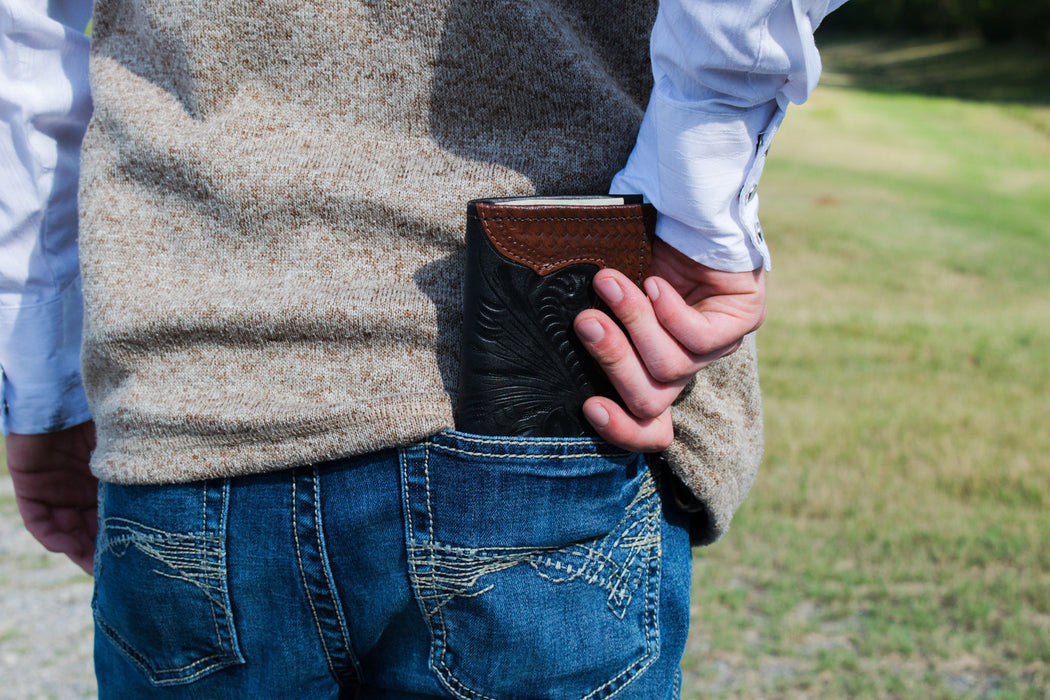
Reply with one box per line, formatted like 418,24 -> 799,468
456,195 -> 656,437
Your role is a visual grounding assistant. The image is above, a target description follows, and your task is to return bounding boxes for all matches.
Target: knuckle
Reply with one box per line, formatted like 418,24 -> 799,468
656,301 -> 696,336
628,396 -> 666,421
614,303 -> 647,329
714,339 -> 744,361
596,341 -> 634,372
655,422 -> 675,451
648,356 -> 690,384
651,435 -> 673,451
660,304 -> 688,329
753,305 -> 767,330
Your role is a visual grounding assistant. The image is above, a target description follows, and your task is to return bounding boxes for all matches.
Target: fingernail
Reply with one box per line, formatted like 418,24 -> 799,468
576,318 -> 605,343
584,402 -> 610,428
595,276 -> 624,304
644,278 -> 660,301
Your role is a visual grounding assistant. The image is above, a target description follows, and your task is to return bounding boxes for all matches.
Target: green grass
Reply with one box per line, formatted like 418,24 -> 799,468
681,37 -> 1050,698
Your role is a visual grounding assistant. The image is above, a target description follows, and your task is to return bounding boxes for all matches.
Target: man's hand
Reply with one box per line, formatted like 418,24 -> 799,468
6,421 -> 98,575
574,239 -> 766,452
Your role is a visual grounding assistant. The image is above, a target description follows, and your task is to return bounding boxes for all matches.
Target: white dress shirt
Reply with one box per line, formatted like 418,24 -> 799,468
0,0 -> 845,434
613,0 -> 848,271
1,0 -> 93,433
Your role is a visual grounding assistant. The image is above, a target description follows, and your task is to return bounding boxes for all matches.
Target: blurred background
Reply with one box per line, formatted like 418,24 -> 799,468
2,1 -> 1048,697
682,1 -> 1050,696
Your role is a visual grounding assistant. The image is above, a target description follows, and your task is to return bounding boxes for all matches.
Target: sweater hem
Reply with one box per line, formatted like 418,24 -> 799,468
90,397 -> 455,485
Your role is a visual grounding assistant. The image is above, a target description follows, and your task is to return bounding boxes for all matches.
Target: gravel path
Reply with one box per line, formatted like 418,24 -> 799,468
0,476 -> 96,699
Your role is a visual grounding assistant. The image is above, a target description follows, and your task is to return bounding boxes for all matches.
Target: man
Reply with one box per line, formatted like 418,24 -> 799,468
2,0 -> 845,695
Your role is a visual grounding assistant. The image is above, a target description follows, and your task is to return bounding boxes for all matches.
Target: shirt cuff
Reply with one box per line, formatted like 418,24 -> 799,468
610,90 -> 786,273
0,276 -> 90,434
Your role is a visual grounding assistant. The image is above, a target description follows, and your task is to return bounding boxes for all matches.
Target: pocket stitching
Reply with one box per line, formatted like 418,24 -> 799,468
429,443 -> 628,461
583,484 -> 662,699
93,614 -> 240,685
92,485 -> 242,686
408,444 -> 662,699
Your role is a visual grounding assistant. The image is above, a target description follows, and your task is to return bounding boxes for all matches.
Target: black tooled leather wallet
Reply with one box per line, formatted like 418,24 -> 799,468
455,195 -> 656,437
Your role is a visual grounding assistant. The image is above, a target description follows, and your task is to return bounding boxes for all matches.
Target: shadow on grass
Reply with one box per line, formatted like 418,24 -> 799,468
817,34 -> 1050,105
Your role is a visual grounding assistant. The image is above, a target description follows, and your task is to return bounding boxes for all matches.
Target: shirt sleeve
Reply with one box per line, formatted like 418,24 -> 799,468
0,0 -> 93,434
611,0 -> 849,272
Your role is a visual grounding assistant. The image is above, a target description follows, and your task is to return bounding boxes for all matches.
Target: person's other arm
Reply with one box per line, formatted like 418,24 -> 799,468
1,0 -> 96,574
578,0 -> 847,450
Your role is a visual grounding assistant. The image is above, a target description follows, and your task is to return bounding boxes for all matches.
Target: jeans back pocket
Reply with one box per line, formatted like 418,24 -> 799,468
93,480 -> 244,686
402,432 -> 663,699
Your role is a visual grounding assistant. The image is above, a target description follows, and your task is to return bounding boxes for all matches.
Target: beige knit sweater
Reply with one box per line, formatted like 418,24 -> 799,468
78,0 -> 762,543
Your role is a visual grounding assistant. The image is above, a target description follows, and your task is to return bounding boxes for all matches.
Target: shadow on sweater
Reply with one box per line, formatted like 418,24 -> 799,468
413,248 -> 467,405
427,0 -> 656,196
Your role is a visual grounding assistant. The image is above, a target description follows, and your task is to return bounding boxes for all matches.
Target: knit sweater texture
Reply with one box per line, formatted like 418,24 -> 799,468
78,0 -> 762,544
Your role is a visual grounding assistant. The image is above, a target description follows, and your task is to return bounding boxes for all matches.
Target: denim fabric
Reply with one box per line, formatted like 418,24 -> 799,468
93,431 -> 692,698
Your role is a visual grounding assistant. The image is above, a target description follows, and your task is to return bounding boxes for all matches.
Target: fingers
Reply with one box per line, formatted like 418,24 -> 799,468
586,267 -> 763,374
574,308 -> 688,418
594,273 -> 703,382
574,271 -> 693,427
20,499 -> 98,571
643,274 -> 764,360
582,397 -> 674,453
21,509 -> 97,575
68,514 -> 97,575
574,261 -> 765,452
6,424 -> 99,576
42,528 -> 96,575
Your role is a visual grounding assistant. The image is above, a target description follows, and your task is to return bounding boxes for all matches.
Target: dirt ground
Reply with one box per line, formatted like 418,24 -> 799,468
0,476 -> 96,699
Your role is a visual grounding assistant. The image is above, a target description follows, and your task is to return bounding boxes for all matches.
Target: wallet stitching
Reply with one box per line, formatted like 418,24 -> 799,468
470,215 -> 642,222
635,228 -> 647,285
478,213 -> 648,276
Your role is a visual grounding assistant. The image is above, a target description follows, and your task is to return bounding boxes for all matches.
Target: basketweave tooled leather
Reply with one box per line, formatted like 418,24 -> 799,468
455,198 -> 656,437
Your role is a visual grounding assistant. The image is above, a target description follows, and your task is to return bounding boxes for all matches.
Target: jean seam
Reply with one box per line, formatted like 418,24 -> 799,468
403,443 -> 497,700
292,474 -> 340,681
428,443 -> 626,461
215,480 -> 243,664
531,473 -> 658,621
426,442 -> 495,700
201,484 -> 224,659
291,469 -> 364,685
401,445 -> 439,669
312,469 -> 364,682
440,432 -> 627,449
401,445 -> 472,698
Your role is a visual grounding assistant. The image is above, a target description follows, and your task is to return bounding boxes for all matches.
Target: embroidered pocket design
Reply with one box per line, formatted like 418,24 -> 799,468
92,482 -> 243,686
403,437 -> 662,699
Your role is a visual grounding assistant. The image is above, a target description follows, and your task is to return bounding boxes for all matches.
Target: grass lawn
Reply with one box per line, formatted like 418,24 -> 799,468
681,37 -> 1050,698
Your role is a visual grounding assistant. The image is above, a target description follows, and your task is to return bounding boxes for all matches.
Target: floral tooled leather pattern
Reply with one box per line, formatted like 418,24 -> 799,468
456,231 -> 613,436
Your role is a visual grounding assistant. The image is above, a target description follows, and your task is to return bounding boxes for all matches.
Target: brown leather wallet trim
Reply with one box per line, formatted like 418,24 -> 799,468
472,201 -> 656,284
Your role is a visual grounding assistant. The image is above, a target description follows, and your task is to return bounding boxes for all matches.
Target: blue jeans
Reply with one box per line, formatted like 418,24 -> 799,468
93,431 -> 693,698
